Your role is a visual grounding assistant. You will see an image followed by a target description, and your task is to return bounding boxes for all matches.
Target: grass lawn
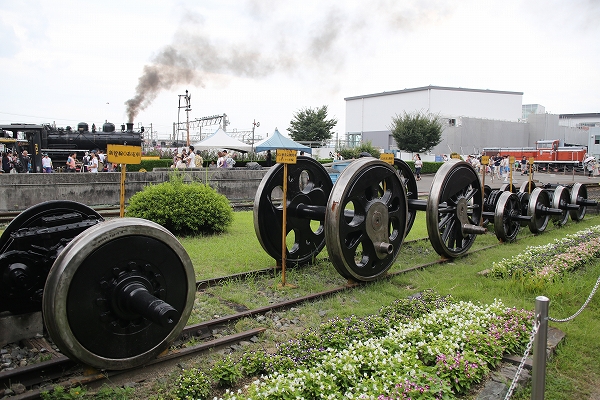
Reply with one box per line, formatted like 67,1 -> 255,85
8,209 -> 596,399
180,210 -> 600,399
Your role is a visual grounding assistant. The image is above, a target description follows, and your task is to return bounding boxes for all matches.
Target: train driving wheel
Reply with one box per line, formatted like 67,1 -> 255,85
525,188 -> 550,233
253,157 -> 333,266
426,161 -> 485,258
494,191 -> 521,242
551,186 -> 570,226
325,158 -> 408,282
569,183 -> 587,222
393,158 -> 418,235
0,201 -> 103,314
43,218 -> 195,370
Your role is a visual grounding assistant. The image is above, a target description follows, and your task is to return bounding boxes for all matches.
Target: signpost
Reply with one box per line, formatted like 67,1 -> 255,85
509,156 -> 515,192
275,149 -> 298,288
106,144 -> 142,217
480,156 -> 489,224
379,153 -> 394,165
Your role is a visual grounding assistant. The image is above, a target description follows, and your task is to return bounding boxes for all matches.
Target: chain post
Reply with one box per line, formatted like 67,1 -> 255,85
532,296 -> 549,400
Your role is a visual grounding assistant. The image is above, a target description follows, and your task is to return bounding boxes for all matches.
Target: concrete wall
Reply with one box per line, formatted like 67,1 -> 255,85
0,168 -> 270,211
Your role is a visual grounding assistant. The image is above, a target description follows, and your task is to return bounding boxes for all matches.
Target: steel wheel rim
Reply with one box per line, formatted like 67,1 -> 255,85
43,218 -> 195,370
253,156 -> 332,265
0,200 -> 102,253
551,186 -> 570,226
569,183 -> 587,221
325,158 -> 407,281
494,191 -> 521,242
519,181 -> 536,193
394,158 -> 418,234
528,188 -> 550,233
426,160 -> 483,258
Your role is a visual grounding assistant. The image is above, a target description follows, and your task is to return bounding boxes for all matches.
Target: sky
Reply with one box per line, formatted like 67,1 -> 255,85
0,0 -> 598,144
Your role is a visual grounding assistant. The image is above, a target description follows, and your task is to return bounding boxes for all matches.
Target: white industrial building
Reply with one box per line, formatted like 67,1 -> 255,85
344,85 -> 588,158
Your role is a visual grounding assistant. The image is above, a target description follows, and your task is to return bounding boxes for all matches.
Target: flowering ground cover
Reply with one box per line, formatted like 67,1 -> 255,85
487,225 -> 600,288
209,291 -> 532,400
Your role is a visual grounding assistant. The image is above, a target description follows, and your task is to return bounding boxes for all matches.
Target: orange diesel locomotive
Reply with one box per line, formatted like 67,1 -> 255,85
482,140 -> 587,171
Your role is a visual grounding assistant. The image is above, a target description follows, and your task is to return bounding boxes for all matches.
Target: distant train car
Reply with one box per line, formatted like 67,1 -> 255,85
0,121 -> 143,172
482,140 -> 587,171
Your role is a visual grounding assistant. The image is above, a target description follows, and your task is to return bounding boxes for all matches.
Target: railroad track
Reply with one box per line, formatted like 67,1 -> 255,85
0,236 -> 494,399
1,218 -> 596,398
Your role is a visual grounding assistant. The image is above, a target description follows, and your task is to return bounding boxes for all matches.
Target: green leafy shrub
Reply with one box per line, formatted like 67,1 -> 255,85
211,355 -> 243,387
41,385 -> 86,399
338,141 -> 381,159
240,350 -> 268,376
127,159 -> 172,172
174,368 -> 211,400
126,173 -> 233,235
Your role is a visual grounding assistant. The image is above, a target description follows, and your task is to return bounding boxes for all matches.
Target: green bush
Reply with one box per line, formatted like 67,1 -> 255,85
125,173 -> 233,236
126,159 -> 172,172
174,368 -> 211,400
338,141 -> 381,159
211,355 -> 243,387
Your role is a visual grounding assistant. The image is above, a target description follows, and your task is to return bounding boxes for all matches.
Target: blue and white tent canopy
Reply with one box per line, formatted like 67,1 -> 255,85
254,128 -> 312,154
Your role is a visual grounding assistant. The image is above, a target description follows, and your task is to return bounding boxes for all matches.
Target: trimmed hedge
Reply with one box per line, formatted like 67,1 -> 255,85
125,174 -> 233,236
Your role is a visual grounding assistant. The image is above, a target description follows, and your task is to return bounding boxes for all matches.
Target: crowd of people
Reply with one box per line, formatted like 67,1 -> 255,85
1,150 -> 33,173
171,146 -> 239,169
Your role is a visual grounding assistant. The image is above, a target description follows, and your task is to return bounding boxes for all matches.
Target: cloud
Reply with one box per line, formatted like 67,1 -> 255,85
124,1 -> 461,122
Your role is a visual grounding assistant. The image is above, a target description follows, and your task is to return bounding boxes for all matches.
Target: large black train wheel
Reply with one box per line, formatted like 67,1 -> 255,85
494,191 -> 521,242
569,183 -> 588,222
0,200 -> 102,253
43,218 -> 195,370
253,156 -> 333,266
325,158 -> 407,282
0,201 -> 103,314
551,186 -> 570,226
393,158 -> 418,235
426,160 -> 483,258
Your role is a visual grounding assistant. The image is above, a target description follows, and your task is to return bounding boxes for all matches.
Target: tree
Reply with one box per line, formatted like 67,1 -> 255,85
287,105 -> 337,144
389,111 -> 443,153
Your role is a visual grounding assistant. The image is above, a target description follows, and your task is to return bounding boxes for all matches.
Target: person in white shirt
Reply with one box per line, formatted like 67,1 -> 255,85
185,146 -> 196,168
88,152 -> 99,173
41,153 -> 53,173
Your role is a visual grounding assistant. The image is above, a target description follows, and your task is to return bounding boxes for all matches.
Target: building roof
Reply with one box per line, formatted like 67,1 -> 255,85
559,113 -> 600,119
344,85 -> 523,101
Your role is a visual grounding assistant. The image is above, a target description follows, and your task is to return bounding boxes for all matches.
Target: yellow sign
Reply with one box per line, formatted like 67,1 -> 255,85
529,157 -> 535,164
509,156 -> 515,164
380,153 -> 394,165
481,156 -> 490,165
107,144 -> 142,164
276,149 -> 297,164
451,154 -> 461,159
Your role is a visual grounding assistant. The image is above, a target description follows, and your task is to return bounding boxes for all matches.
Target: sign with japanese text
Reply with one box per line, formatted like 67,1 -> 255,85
107,144 -> 142,165
380,153 -> 394,165
276,149 -> 297,164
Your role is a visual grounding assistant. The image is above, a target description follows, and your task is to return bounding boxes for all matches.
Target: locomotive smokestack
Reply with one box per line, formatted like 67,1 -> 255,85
126,122 -> 134,132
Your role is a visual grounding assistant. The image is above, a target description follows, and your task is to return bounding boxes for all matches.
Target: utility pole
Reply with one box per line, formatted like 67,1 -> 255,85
178,90 -> 192,147
252,119 -> 260,153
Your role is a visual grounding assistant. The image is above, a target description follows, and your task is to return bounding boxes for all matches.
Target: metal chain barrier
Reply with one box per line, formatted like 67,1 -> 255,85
548,273 -> 600,322
504,317 -> 540,400
503,274 -> 600,399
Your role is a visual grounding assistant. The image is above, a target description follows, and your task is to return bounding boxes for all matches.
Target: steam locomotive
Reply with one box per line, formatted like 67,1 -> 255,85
0,121 -> 143,173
